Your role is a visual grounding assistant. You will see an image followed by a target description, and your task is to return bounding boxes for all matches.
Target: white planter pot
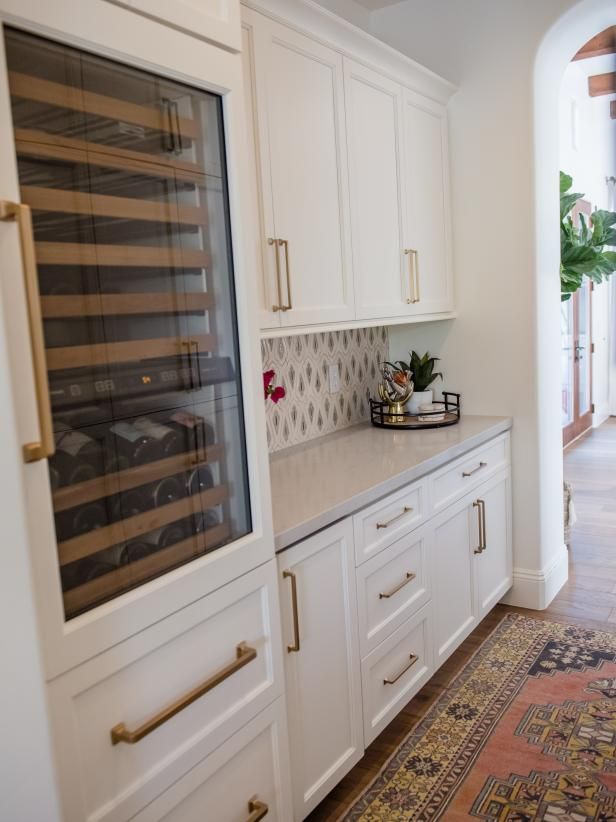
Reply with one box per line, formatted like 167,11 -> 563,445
407,389 -> 433,415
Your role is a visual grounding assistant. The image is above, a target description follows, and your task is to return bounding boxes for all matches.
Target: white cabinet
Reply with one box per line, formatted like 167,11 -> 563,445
244,8 -> 355,329
402,90 -> 454,315
277,519 -> 363,820
344,58 -> 409,320
474,470 -> 513,619
110,0 -> 242,51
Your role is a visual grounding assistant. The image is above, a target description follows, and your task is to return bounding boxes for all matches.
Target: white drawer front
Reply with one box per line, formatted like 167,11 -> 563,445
131,699 -> 292,822
357,526 -> 431,657
431,433 -> 509,512
361,603 -> 433,745
49,562 -> 283,822
353,479 -> 426,566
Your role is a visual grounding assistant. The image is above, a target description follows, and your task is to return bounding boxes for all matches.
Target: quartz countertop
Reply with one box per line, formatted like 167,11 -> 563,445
269,415 -> 512,552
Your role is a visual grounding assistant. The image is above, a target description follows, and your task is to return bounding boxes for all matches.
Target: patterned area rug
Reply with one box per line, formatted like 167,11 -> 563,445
341,613 -> 616,820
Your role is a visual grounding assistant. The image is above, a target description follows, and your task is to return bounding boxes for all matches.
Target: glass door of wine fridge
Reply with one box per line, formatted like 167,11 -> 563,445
3,27 -> 252,620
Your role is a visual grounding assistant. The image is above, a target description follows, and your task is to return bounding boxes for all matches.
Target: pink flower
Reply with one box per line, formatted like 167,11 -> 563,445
270,386 -> 286,403
263,369 -> 275,399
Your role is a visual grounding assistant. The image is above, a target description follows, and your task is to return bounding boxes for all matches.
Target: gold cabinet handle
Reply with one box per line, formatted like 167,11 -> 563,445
282,569 -> 300,653
268,237 -> 283,312
383,653 -> 418,685
412,249 -> 420,303
0,201 -> 54,463
473,498 -> 486,554
110,642 -> 257,745
404,248 -> 420,304
463,461 -> 487,478
379,572 -> 416,599
247,798 -> 269,822
277,238 -> 292,311
376,506 -> 413,530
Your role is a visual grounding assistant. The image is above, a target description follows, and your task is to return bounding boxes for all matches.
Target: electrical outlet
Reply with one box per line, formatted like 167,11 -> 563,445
328,363 -> 341,394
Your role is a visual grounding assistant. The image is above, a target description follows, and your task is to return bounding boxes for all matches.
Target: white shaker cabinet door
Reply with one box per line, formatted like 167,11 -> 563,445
473,470 -> 513,619
278,519 -> 363,820
344,58 -> 410,320
246,9 -> 355,327
402,89 -> 454,316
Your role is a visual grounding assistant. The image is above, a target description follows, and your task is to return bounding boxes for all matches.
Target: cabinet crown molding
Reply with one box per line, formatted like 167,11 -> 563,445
241,0 -> 457,105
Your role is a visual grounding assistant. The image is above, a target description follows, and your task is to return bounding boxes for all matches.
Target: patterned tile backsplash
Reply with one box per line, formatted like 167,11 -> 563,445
261,327 -> 389,452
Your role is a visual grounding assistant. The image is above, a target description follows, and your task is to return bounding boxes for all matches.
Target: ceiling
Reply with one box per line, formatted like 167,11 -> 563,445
353,0 -> 402,9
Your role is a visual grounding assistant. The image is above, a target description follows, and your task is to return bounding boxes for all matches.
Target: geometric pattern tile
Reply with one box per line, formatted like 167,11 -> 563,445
261,326 -> 389,452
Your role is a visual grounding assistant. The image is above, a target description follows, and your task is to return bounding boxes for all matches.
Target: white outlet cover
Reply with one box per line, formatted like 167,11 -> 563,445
328,363 -> 341,394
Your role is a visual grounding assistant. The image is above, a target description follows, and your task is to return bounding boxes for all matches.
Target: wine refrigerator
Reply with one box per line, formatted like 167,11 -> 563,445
2,26 -> 256,621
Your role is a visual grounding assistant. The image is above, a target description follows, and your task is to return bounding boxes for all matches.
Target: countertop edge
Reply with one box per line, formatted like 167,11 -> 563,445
274,417 -> 512,553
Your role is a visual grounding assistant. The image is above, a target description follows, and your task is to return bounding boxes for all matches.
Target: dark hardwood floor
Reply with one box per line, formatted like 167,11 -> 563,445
307,419 -> 616,820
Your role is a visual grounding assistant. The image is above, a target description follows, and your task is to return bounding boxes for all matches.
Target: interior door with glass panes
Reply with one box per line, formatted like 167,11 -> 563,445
0,8 -> 270,675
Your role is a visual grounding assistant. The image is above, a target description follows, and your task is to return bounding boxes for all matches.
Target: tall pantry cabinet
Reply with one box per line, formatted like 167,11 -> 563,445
0,1 -> 291,820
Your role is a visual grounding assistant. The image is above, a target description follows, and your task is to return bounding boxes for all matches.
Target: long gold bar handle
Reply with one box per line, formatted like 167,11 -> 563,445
110,642 -> 257,745
278,239 -> 292,311
268,238 -> 283,312
412,249 -> 420,303
0,201 -> 54,463
376,506 -> 413,530
247,799 -> 269,822
383,653 -> 418,685
473,499 -> 486,554
379,572 -> 416,600
404,249 -> 415,304
463,461 -> 487,478
283,570 -> 300,653
479,498 -> 487,551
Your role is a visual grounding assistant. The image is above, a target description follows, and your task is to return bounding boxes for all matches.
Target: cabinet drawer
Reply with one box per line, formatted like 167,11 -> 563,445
357,526 -> 430,657
361,603 -> 433,745
48,561 -> 283,822
353,479 -> 426,565
431,433 -> 509,512
131,699 -> 292,822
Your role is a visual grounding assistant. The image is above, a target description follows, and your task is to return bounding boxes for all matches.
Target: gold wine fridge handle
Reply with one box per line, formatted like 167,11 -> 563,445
383,653 -> 418,685
379,572 -> 416,599
473,498 -> 486,554
268,237 -> 283,312
247,798 -> 269,822
0,201 -> 54,463
282,569 -> 300,653
278,238 -> 292,311
110,642 -> 257,745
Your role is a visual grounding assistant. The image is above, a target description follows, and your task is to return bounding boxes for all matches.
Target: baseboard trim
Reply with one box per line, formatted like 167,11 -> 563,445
501,546 -> 569,610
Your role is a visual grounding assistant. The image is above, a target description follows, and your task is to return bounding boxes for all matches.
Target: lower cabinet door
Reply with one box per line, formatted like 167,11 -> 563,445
361,602 -> 433,745
130,698 -> 293,822
473,470 -> 513,619
432,493 -> 477,666
277,519 -> 363,821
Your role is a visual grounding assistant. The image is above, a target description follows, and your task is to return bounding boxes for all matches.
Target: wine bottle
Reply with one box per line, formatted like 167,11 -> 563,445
110,489 -> 147,522
167,410 -> 215,454
148,475 -> 183,509
133,416 -> 181,458
193,510 -> 219,534
60,557 -> 115,591
108,420 -> 159,466
120,540 -> 158,564
52,422 -> 104,485
185,465 -> 214,497
55,501 -> 108,542
141,519 -> 189,550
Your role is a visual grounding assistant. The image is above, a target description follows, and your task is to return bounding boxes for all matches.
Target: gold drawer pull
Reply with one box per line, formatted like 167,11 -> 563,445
473,498 -> 486,554
247,798 -> 269,822
379,572 -> 416,599
383,653 -> 418,685
376,506 -> 413,530
0,201 -> 55,462
462,461 -> 487,478
283,570 -> 300,653
110,642 -> 257,745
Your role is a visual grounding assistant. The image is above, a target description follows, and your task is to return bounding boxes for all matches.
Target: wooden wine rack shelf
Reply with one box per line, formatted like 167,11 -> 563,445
45,332 -> 215,370
41,292 -> 214,319
59,482 -> 229,565
9,71 -> 199,141
52,443 -> 225,513
62,521 -> 231,617
35,241 -> 210,269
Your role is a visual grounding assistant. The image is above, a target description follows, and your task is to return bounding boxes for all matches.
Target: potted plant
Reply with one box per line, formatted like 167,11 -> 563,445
387,351 -> 442,414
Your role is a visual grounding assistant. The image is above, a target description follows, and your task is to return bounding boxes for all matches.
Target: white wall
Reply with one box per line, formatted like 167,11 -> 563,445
559,54 -> 616,426
371,0 -> 602,608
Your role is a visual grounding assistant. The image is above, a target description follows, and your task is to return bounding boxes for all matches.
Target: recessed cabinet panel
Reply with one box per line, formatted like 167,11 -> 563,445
344,59 -> 408,320
474,471 -> 512,618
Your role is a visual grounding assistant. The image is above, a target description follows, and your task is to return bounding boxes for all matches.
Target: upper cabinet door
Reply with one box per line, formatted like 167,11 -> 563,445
344,59 -> 410,321
402,90 -> 454,315
246,10 -> 355,327
109,0 -> 241,52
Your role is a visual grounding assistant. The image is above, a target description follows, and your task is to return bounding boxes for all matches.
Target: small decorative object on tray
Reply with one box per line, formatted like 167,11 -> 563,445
370,391 -> 461,429
377,363 -> 414,423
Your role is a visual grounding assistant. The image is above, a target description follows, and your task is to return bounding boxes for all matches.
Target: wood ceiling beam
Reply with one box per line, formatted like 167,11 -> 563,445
588,71 -> 616,97
573,26 -> 616,60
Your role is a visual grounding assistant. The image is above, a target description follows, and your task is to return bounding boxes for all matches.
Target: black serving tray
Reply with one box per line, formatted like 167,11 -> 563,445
370,391 -> 461,430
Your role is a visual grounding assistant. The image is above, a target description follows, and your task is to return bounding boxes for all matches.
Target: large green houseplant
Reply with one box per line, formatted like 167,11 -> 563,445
387,351 -> 442,414
560,172 -> 616,301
